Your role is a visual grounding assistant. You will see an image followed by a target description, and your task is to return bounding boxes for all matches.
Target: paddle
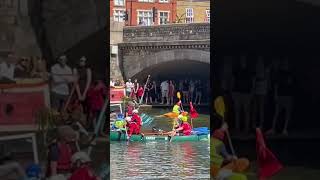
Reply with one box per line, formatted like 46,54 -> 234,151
214,96 -> 236,157
139,75 -> 151,105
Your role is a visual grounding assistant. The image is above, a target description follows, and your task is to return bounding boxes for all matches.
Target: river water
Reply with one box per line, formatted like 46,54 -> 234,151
110,106 -> 210,179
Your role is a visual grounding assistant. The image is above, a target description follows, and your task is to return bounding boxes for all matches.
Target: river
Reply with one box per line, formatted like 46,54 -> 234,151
110,106 -> 210,179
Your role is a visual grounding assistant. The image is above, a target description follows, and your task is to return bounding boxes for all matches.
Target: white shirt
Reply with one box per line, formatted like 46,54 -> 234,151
125,81 -> 133,92
50,63 -> 72,95
0,62 -> 15,80
110,81 -> 115,87
160,81 -> 169,91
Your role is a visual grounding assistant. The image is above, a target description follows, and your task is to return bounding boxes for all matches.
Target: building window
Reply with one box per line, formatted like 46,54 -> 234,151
205,9 -> 210,22
159,0 -> 169,3
185,8 -> 194,23
138,0 -> 154,2
114,0 -> 125,6
159,11 -> 169,25
137,10 -> 153,26
114,9 -> 125,22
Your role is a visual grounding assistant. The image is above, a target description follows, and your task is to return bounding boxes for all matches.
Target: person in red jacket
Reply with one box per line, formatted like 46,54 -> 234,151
126,109 -> 144,140
69,152 -> 101,180
46,126 -> 77,178
136,86 -> 144,102
168,115 -> 192,141
87,80 -> 106,130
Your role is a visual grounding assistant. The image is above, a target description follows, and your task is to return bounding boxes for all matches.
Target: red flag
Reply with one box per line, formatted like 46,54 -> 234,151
189,102 -> 199,119
256,128 -> 283,180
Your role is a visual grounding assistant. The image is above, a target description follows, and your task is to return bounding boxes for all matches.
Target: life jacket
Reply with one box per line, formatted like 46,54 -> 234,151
172,105 -> 180,114
127,105 -> 133,116
69,165 -> 97,180
56,142 -> 73,172
132,114 -> 142,126
180,122 -> 192,135
114,120 -> 125,129
212,138 -> 224,168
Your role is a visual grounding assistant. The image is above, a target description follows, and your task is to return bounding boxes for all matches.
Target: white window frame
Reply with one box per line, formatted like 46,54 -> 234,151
138,0 -> 154,2
114,0 -> 125,6
159,0 -> 169,3
205,9 -> 210,22
158,11 -> 170,25
185,8 -> 194,23
113,9 -> 125,22
137,9 -> 153,26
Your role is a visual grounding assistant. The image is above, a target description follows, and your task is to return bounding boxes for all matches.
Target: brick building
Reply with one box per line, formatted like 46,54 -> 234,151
176,0 -> 210,23
111,0 -> 177,26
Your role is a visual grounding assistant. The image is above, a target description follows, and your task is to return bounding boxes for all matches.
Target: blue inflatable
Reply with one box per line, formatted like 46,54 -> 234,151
25,164 -> 41,178
192,127 -> 210,135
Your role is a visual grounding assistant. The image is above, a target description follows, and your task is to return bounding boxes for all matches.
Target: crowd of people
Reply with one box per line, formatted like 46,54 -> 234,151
218,56 -> 294,135
0,54 -> 106,179
110,78 -> 209,105
0,54 -> 48,82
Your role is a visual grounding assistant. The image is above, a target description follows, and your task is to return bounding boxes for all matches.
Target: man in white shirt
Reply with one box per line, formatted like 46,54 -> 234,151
50,55 -> 75,111
0,55 -> 18,82
125,79 -> 133,97
110,79 -> 115,88
160,80 -> 169,104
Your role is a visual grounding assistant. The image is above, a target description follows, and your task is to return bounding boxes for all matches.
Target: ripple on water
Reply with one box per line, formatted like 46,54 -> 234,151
110,141 -> 210,180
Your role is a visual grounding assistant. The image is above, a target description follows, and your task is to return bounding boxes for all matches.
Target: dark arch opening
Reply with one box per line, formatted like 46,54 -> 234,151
130,60 -> 210,83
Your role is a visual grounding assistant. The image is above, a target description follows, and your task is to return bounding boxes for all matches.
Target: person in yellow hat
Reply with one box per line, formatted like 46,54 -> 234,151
168,115 -> 192,140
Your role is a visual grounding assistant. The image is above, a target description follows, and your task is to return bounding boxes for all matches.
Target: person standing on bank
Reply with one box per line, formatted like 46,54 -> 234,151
252,57 -> 270,130
267,59 -> 294,136
50,55 -> 75,112
125,79 -> 133,97
73,56 -> 92,114
231,56 -> 254,134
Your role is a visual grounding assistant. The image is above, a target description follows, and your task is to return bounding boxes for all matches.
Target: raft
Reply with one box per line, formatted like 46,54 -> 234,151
110,131 -> 210,142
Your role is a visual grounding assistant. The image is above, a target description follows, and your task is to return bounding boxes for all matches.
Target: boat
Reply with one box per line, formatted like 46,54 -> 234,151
110,130 -> 210,142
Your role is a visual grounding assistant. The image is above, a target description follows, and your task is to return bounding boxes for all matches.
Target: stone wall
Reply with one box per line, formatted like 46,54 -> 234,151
110,19 -> 124,81
123,23 -> 210,42
42,0 -> 106,59
0,0 -> 41,57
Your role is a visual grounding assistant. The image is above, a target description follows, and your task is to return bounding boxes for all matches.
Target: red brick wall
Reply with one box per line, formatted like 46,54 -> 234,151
125,0 -> 176,26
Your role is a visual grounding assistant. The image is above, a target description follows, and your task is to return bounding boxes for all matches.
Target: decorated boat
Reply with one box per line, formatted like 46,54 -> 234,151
110,129 -> 210,142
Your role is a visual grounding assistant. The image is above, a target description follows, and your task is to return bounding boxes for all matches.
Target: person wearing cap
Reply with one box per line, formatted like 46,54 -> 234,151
46,125 -> 77,178
168,115 -> 192,140
73,56 -> 92,113
50,55 -> 75,111
125,101 -> 135,117
69,152 -> 101,180
126,109 -> 143,139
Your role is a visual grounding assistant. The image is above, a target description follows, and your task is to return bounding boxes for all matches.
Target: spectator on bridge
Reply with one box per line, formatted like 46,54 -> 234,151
182,80 -> 189,104
267,58 -> 294,136
50,55 -> 75,112
125,79 -> 133,97
73,56 -> 92,114
231,56 -> 254,133
160,80 -> 169,104
195,80 -> 203,105
168,80 -> 175,105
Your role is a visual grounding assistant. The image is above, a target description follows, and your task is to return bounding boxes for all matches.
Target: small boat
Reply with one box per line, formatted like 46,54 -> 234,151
110,131 -> 210,142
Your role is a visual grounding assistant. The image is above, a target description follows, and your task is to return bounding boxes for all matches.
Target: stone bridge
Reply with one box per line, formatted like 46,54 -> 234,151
118,23 -> 210,81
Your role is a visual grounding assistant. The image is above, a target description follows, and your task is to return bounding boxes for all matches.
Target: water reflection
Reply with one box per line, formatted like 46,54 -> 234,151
110,141 -> 210,179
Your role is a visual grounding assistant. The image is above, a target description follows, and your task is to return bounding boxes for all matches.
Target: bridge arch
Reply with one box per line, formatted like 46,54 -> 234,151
122,49 -> 210,81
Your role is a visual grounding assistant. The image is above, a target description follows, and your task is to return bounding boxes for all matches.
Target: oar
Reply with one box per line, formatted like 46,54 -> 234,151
214,96 -> 236,156
177,92 -> 184,111
139,75 -> 151,105
88,97 -> 108,156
